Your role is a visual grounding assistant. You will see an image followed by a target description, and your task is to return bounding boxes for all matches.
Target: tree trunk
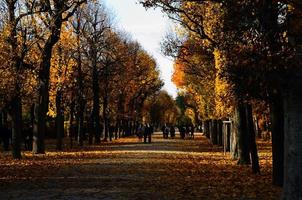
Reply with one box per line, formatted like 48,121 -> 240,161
211,119 -> 218,145
203,120 -> 209,138
270,95 -> 284,186
69,102 -> 75,149
282,80 -> 302,200
55,90 -> 64,150
237,102 -> 251,165
32,86 -> 47,154
231,108 -> 239,160
92,64 -> 101,144
10,95 -> 22,159
6,1 -> 23,158
246,104 -> 260,174
33,9 -> 63,154
1,110 -> 7,126
224,122 -> 231,152
103,65 -> 109,142
77,109 -> 84,146
217,119 -> 223,146
88,114 -> 94,145
76,35 -> 85,146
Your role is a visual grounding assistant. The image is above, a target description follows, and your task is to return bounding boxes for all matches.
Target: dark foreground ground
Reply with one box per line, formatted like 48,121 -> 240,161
0,132 -> 281,200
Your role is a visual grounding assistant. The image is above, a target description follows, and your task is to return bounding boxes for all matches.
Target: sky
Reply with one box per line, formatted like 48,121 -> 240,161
103,0 -> 178,98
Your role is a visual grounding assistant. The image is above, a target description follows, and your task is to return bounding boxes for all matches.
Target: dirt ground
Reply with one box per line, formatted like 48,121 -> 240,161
0,132 -> 282,200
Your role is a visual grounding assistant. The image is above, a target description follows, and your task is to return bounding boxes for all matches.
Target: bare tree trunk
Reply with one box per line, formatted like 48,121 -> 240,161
234,102 -> 250,164
103,65 -> 109,142
282,79 -> 302,200
88,114 -> 94,145
217,119 -> 223,146
270,95 -> 284,186
6,1 -> 23,159
231,109 -> 239,160
69,102 -> 75,149
211,119 -> 218,145
75,25 -> 85,147
33,82 -> 48,154
204,120 -> 210,139
92,63 -> 101,144
33,8 -> 64,154
10,94 -> 22,159
246,104 -> 260,174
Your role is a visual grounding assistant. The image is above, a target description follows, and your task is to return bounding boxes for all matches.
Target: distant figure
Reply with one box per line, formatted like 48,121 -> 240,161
109,124 -> 115,141
161,125 -> 166,138
170,126 -> 175,138
190,125 -> 195,139
23,124 -> 33,151
185,125 -> 190,138
137,124 -> 143,142
179,126 -> 185,139
164,126 -> 170,139
147,124 -> 152,143
144,123 -> 152,143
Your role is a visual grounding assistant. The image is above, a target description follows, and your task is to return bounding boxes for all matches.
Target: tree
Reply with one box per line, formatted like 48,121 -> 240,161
80,1 -> 111,144
0,0 -> 41,158
149,91 -> 178,127
32,0 -> 86,153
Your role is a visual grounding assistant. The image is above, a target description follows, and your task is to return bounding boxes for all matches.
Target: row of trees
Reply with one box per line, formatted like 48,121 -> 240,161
141,0 -> 302,199
0,1 -> 163,158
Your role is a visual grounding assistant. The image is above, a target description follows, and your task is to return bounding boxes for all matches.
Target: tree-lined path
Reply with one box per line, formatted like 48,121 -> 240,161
0,133 -> 281,200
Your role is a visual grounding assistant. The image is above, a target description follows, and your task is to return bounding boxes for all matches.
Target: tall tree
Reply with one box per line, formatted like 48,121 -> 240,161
32,0 -> 86,153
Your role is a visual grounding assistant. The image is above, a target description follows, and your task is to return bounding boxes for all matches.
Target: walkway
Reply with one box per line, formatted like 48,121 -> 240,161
0,132 -> 281,200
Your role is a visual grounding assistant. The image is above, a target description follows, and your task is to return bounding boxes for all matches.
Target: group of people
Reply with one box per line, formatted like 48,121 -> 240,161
179,125 -> 195,139
161,124 -> 195,139
162,125 -> 175,139
137,123 -> 154,143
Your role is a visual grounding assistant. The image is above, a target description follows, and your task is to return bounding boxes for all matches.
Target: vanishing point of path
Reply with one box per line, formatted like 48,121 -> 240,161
0,133 -> 281,200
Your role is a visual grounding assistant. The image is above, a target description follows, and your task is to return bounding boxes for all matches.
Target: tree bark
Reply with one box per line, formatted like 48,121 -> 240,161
92,62 -> 101,144
217,119 -> 223,146
270,95 -> 284,186
6,1 -> 23,159
211,119 -> 218,145
282,79 -> 302,200
33,6 -> 64,154
75,23 -> 85,147
10,95 -> 22,159
103,65 -> 109,142
69,101 -> 75,149
224,122 -> 231,152
204,120 -> 210,139
246,104 -> 260,174
231,108 -> 239,159
237,102 -> 251,165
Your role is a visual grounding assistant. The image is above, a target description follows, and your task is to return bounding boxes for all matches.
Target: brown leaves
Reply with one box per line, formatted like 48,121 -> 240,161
0,134 -> 281,199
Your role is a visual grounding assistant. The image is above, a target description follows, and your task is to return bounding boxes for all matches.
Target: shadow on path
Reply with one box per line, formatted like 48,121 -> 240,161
0,132 -> 281,200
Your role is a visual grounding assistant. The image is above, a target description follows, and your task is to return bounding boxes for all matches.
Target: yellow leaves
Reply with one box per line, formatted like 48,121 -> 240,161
213,49 -> 234,118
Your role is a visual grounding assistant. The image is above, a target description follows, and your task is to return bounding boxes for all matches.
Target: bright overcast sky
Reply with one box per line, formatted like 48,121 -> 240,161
103,0 -> 178,98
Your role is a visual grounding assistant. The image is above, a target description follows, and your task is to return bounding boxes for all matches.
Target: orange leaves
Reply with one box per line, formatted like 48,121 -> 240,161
0,135 -> 281,199
172,61 -> 185,87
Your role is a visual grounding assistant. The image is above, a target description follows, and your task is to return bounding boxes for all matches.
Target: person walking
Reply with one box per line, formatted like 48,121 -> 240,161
170,125 -> 175,138
147,124 -> 152,143
144,124 -> 148,143
137,124 -> 143,142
